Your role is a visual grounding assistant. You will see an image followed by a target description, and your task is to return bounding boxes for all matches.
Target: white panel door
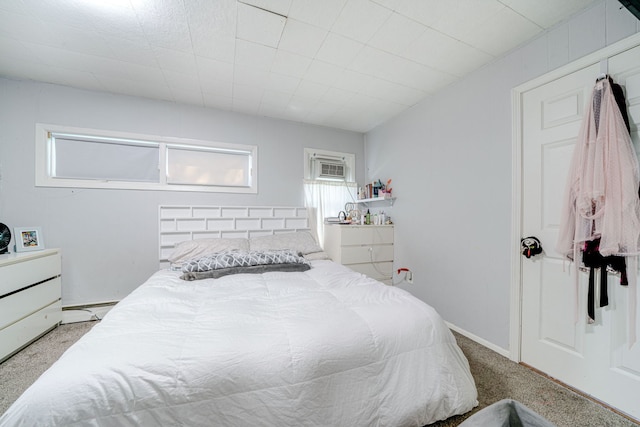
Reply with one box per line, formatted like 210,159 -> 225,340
521,45 -> 640,421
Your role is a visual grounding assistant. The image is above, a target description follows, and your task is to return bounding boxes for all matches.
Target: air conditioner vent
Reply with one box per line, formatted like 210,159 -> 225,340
319,161 -> 345,179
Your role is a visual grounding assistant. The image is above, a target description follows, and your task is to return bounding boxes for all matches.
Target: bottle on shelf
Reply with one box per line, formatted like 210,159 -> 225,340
365,209 -> 371,225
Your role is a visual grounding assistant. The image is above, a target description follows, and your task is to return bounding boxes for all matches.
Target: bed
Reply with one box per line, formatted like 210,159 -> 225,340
0,206 -> 477,426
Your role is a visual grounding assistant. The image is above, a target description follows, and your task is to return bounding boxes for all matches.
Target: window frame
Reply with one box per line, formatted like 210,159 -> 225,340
35,124 -> 258,194
303,147 -> 355,183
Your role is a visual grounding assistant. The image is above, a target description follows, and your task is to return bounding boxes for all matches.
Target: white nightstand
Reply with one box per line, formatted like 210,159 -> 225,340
324,224 -> 394,284
0,248 -> 62,362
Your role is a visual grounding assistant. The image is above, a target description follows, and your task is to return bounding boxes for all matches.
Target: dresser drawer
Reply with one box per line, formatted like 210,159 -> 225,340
0,252 -> 61,296
336,244 -> 394,264
0,299 -> 62,362
340,226 -> 394,245
0,277 -> 61,329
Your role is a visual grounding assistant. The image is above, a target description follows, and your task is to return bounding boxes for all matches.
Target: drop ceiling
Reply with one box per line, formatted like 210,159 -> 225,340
0,0 -> 599,132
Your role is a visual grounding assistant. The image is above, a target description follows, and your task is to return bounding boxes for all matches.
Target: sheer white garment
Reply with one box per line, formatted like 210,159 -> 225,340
556,78 -> 640,345
556,78 -> 640,258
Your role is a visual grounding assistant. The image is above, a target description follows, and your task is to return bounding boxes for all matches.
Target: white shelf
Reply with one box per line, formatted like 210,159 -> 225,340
355,197 -> 395,206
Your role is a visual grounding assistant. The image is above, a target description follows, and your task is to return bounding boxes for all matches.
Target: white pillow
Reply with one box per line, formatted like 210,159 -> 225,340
303,251 -> 331,261
249,231 -> 323,255
168,238 -> 250,268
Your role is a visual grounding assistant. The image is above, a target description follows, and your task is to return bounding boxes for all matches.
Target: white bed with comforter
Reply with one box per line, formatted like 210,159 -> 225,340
0,207 -> 477,426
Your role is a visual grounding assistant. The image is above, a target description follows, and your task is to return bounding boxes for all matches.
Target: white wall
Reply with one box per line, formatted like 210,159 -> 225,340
0,78 -> 364,306
365,0 -> 640,351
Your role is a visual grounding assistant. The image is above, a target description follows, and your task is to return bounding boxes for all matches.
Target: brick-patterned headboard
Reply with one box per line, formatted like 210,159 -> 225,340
158,206 -> 310,269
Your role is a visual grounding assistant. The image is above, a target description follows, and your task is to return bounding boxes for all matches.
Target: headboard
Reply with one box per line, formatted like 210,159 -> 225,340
159,205 -> 310,269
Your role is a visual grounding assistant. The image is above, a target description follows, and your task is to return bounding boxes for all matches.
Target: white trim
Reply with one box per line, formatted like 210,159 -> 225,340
447,321 -> 510,359
61,301 -> 117,323
509,87 -> 523,362
35,123 -> 258,194
510,32 -> 640,363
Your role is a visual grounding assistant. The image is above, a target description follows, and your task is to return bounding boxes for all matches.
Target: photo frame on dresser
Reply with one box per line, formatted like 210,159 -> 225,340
14,226 -> 45,252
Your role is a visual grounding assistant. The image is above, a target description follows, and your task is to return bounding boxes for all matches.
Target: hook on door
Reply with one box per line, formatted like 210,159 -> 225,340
521,236 -> 543,258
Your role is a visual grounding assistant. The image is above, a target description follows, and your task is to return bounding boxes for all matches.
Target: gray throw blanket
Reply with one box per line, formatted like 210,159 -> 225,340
180,250 -> 311,281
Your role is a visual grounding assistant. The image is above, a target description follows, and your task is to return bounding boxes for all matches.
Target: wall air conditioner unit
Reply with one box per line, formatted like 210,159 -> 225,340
312,155 -> 346,180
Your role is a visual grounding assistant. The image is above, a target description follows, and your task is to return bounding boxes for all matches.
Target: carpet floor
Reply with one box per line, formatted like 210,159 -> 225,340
0,322 -> 638,426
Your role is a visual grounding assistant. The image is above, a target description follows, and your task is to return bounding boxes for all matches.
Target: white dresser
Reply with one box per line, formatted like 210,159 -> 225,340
0,249 -> 62,362
324,224 -> 394,284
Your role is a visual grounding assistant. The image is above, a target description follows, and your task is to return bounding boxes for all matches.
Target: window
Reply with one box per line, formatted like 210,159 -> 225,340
303,148 -> 357,244
35,124 -> 257,193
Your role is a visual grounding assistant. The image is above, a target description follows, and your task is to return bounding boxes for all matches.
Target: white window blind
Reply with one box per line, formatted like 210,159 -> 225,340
51,134 -> 159,182
167,146 -> 252,187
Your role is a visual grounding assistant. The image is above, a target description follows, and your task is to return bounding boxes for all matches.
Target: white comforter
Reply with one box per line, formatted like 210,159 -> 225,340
0,261 -> 477,426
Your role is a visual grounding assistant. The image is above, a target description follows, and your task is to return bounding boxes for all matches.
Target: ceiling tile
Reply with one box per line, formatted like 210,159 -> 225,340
332,69 -> 371,92
95,73 -> 173,101
349,46 -> 403,81
199,77 -> 233,99
321,87 -> 356,106
236,2 -> 287,48
69,4 -> 146,44
265,72 -> 300,93
331,0 -> 393,44
233,65 -> 270,86
458,7 -> 542,56
105,38 -> 157,68
271,50 -> 312,78
428,0 -> 505,40
368,11 -> 426,55
163,70 -> 201,93
315,33 -> 365,68
370,0 -> 404,10
394,0 -> 452,27
239,0 -> 292,16
284,95 -> 318,119
132,0 -> 193,52
233,83 -> 265,103
360,77 -> 426,105
295,80 -> 329,100
196,56 -> 234,83
153,47 -> 198,76
185,0 -> 236,62
234,39 -> 277,70
287,0 -> 347,30
305,101 -> 339,123
261,89 -> 293,108
499,0 -> 595,28
403,27 -> 494,76
304,60 -> 344,86
22,42 -> 128,79
278,19 -> 327,58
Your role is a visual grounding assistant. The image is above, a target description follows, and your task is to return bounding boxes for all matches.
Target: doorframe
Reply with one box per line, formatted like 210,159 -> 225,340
509,32 -> 640,362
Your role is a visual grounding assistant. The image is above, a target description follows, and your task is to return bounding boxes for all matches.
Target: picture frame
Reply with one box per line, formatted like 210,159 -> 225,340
14,227 -> 45,252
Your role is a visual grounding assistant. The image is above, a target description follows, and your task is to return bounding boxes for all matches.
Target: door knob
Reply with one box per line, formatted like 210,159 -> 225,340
521,236 -> 543,258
